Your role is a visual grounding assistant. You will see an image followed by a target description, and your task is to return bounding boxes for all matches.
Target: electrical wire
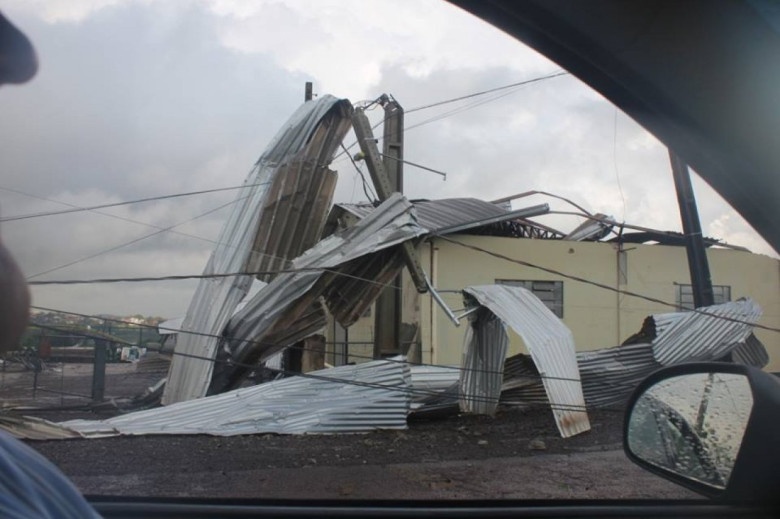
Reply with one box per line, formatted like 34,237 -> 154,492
340,142 -> 377,203
0,185 -> 268,255
333,71 -> 570,162
0,182 -> 271,223
25,195 -> 248,280
404,71 -> 569,115
613,107 -> 627,223
27,269 -> 314,286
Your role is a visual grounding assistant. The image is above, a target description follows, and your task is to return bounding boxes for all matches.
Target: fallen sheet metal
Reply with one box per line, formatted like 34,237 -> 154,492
164,96 -> 352,405
462,285 -> 591,438
731,333 -> 769,367
650,298 -> 763,365
500,299 -> 768,410
208,193 -> 426,393
577,342 -> 659,408
50,359 -> 411,438
459,307 -> 509,416
0,415 -> 82,440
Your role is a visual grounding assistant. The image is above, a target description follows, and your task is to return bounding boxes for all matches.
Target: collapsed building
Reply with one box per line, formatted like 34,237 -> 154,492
4,94 -> 777,441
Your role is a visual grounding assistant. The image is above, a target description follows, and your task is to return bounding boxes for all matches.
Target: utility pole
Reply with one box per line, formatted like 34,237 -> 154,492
374,98 -> 404,358
304,82 -> 313,102
669,150 -> 715,309
352,103 -> 429,360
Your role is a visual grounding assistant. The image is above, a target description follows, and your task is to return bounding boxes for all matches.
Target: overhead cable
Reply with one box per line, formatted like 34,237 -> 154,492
334,70 -> 569,161
25,195 -> 248,280
0,182 -> 271,223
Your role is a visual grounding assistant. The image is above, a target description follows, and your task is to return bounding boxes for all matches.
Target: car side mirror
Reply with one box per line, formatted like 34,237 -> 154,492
624,363 -> 780,502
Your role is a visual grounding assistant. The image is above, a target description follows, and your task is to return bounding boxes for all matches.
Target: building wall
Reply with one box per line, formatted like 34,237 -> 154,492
419,236 -> 780,371
328,235 -> 780,371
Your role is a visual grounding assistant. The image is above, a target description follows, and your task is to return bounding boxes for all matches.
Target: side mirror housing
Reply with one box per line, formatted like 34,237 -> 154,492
624,362 -> 780,502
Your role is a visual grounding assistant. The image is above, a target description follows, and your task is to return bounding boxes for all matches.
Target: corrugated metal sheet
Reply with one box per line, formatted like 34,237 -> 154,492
336,198 -> 506,233
207,194 -> 426,393
498,300 -> 768,411
459,308 -> 509,416
563,213 -> 613,241
651,299 -> 762,365
500,353 -> 547,405
577,342 -> 659,408
0,415 -> 83,440
731,333 -> 769,367
463,285 -> 591,438
164,96 -> 353,406
58,359 -> 411,438
410,365 -> 460,395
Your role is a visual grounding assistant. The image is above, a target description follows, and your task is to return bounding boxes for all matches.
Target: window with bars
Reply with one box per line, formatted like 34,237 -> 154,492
675,284 -> 731,311
496,279 -> 564,317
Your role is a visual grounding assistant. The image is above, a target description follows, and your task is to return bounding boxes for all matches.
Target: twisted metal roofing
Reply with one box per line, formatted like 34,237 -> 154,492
463,285 -> 591,438
651,299 -> 763,365
163,96 -> 353,405
208,194 -> 426,393
62,359 -> 411,437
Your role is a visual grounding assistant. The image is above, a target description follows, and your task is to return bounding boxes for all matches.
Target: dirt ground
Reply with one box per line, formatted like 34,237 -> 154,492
3,362 -> 698,500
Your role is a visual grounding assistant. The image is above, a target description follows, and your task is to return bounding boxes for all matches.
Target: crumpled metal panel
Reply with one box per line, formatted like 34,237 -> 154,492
207,194 -> 426,393
498,300 -> 768,411
59,359 -> 411,438
651,299 -> 762,365
577,342 -> 659,408
0,415 -> 83,440
333,198 -> 507,234
563,213 -> 613,241
459,308 -> 509,416
163,96 -> 352,405
731,333 -> 769,367
463,285 -> 591,438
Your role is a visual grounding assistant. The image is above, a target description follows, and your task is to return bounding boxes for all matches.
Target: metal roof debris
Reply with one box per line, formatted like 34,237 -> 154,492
500,299 -> 768,410
208,193 -> 426,393
459,307 -> 509,417
462,285 -> 591,438
53,358 -> 412,438
564,213 -> 613,241
163,96 -> 353,405
650,299 -> 763,365
0,415 -> 82,440
327,198 -> 551,239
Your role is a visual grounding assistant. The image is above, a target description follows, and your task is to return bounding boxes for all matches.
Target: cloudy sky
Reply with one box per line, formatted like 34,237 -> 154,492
1,0 -> 775,318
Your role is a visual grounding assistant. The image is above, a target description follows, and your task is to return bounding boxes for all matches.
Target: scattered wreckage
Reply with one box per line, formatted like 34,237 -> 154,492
0,95 -> 770,441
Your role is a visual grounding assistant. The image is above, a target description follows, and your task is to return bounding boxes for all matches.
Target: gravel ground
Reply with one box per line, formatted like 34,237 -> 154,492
3,363 -> 698,499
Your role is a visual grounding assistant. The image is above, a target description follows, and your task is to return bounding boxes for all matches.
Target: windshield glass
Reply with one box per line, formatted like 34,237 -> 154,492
1,0 -> 777,503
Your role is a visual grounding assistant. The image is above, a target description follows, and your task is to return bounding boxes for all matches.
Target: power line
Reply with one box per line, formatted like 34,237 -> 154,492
0,182 -> 271,223
333,70 -> 569,162
437,235 -> 780,334
0,185 -> 262,254
25,195 -> 247,280
27,264 -> 402,292
6,186 -> 323,282
404,71 -> 569,115
340,142 -> 377,203
27,269 -> 313,286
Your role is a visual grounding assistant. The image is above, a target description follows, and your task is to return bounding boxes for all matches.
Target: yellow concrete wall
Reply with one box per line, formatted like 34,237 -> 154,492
422,236 -> 780,371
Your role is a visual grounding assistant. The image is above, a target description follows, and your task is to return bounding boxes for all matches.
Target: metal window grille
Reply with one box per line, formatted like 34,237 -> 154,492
496,279 -> 564,317
675,284 -> 731,311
